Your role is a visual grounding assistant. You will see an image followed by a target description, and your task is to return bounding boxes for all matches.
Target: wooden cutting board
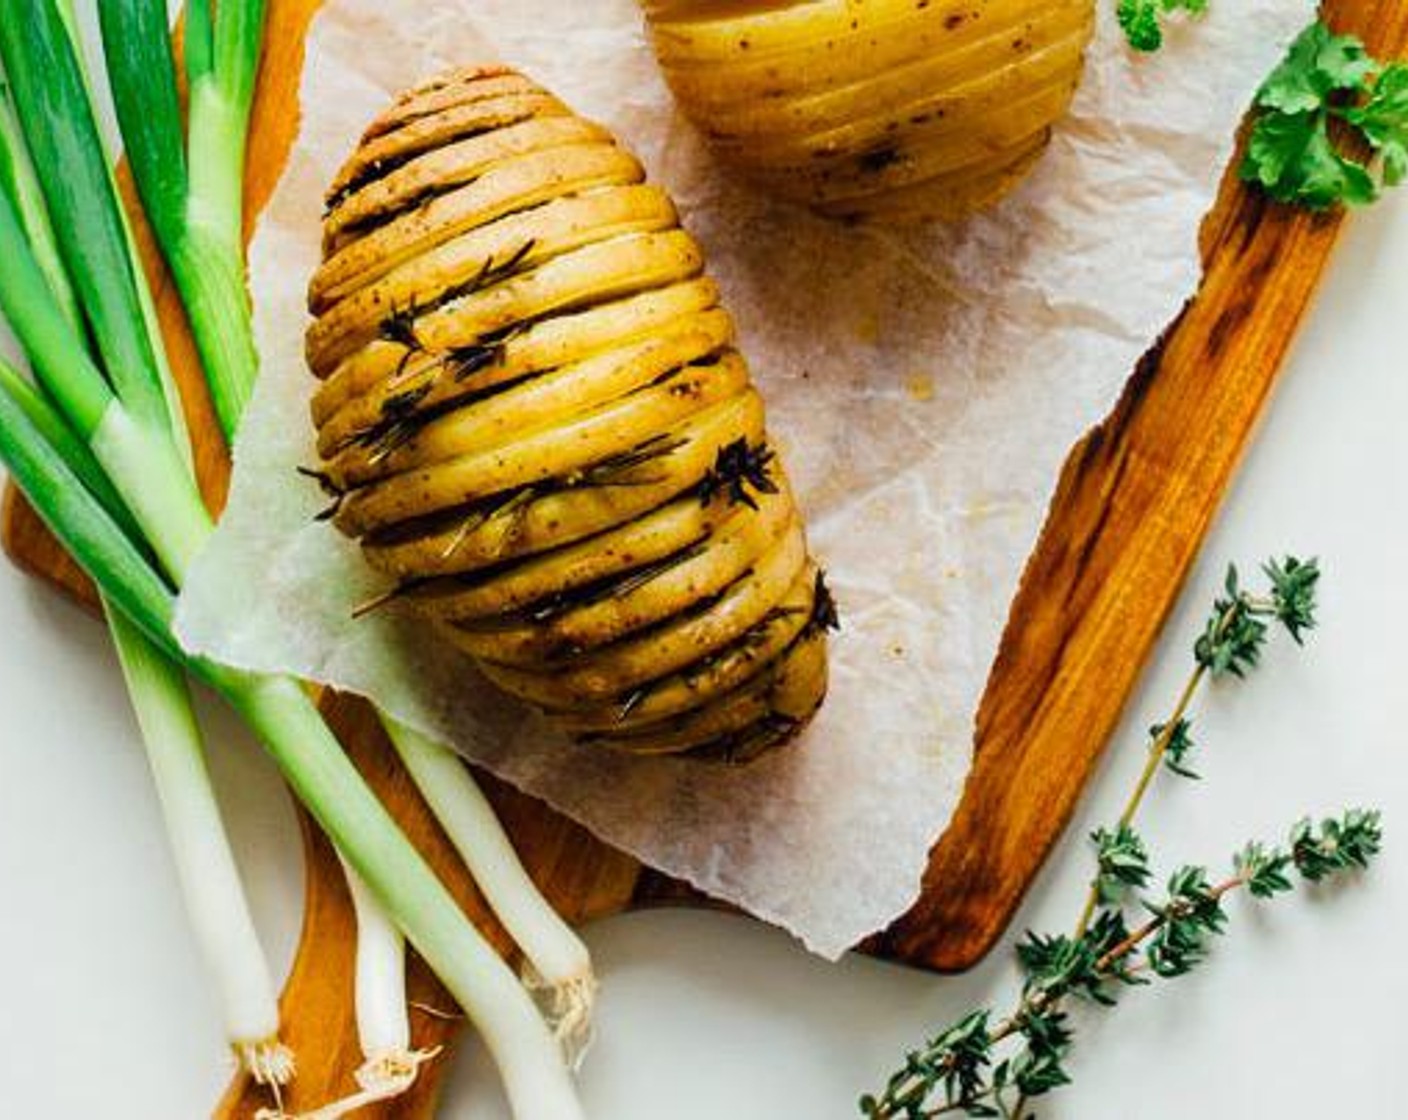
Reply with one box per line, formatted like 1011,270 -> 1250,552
4,1 -> 1403,1115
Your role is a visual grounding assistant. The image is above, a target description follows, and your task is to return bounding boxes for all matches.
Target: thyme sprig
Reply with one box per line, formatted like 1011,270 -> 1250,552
862,556 -> 1382,1120
700,438 -> 778,509
1073,556 -> 1320,934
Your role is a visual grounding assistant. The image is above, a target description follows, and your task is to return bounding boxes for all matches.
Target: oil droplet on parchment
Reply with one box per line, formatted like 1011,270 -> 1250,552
905,372 -> 935,402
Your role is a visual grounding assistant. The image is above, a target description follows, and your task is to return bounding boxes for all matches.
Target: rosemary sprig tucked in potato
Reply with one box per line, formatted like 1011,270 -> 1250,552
641,0 -> 1097,222
307,66 -> 834,762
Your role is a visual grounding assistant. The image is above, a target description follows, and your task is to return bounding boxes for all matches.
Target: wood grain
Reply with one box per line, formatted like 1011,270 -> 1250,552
4,1 -> 1403,1116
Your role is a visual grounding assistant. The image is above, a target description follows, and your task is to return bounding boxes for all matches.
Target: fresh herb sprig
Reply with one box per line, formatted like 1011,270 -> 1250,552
1241,20 -> 1408,210
1117,0 -> 1208,54
861,557 -> 1383,1120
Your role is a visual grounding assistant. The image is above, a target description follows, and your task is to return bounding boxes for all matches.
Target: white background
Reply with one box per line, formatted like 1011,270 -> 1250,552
1,7 -> 1405,1118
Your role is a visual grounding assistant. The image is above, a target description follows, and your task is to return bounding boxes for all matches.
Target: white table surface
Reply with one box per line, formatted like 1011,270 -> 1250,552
3,13 -> 1407,1119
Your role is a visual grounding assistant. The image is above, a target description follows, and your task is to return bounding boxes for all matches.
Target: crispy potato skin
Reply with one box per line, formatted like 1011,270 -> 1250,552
641,0 -> 1096,222
307,66 -> 832,762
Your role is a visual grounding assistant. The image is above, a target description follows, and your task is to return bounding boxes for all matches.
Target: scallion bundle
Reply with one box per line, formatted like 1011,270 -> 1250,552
0,3 -> 590,1116
1,9 -> 286,1085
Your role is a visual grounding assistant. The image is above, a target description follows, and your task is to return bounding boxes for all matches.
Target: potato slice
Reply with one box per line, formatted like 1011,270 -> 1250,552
334,348 -> 748,533
556,562 -> 823,731
308,142 -> 646,330
361,389 -> 767,581
321,115 -> 618,263
586,627 -> 828,760
403,488 -> 742,624
443,489 -> 795,665
325,314 -> 735,487
471,518 -> 808,703
312,277 -> 725,428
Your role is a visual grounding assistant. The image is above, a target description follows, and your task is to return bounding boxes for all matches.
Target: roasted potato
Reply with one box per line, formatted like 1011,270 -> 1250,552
641,0 -> 1096,222
307,66 -> 834,762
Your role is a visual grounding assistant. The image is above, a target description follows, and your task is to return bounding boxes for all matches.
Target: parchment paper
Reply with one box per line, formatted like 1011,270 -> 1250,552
176,0 -> 1311,958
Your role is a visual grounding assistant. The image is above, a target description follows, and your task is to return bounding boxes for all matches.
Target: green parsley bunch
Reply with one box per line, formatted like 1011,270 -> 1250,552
1242,21 -> 1408,209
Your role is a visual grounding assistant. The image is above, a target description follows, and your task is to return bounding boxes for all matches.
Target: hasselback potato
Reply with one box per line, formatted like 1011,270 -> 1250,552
641,0 -> 1096,222
306,66 -> 834,762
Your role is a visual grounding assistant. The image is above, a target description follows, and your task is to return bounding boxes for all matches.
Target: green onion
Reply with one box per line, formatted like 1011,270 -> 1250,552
0,6 -> 587,1112
325,857 -> 441,1116
2,4 -> 190,465
0,77 -> 83,338
101,0 -> 601,1090
185,0 -> 214,88
1,38 -> 287,1086
107,609 -> 290,1085
55,0 -> 194,471
97,0 -> 264,441
0,371 -> 179,654
0,381 -> 283,1083
344,856 -> 415,1068
0,157 -> 206,580
0,368 -> 582,1114
384,716 -> 597,1064
0,194 -> 207,576
0,361 -> 135,541
0,180 -> 112,438
200,672 -> 586,1119
0,330 -> 586,1120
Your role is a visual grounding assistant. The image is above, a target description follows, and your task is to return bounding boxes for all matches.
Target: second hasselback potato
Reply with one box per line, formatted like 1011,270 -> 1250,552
641,0 -> 1096,222
307,66 -> 833,763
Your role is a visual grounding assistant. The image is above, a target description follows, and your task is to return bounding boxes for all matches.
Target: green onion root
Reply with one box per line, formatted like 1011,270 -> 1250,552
106,604 -> 289,1088
382,717 -> 597,1066
259,858 -> 440,1120
215,673 -> 585,1120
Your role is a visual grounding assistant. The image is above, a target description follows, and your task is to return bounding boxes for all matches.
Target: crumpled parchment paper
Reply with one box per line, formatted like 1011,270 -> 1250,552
175,0 -> 1311,958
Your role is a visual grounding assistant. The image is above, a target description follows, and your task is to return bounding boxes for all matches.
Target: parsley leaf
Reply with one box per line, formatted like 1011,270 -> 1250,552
1344,63 -> 1408,186
1241,20 -> 1408,210
1256,20 -> 1374,112
1117,0 -> 1208,54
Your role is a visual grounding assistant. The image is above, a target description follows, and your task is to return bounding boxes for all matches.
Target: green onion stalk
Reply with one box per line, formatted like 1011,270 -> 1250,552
53,0 -> 193,465
385,716 -> 597,1064
0,2 -> 584,1116
0,370 -> 584,1120
323,856 -> 444,1118
98,0 -> 262,441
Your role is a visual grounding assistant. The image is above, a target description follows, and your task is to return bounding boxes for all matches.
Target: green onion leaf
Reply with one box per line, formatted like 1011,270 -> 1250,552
0,182 -> 113,437
98,0 -> 266,442
0,373 -> 178,654
214,0 -> 268,125
0,0 -> 172,434
0,359 -> 139,543
185,0 -> 215,86
97,0 -> 189,257
0,77 -> 84,338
